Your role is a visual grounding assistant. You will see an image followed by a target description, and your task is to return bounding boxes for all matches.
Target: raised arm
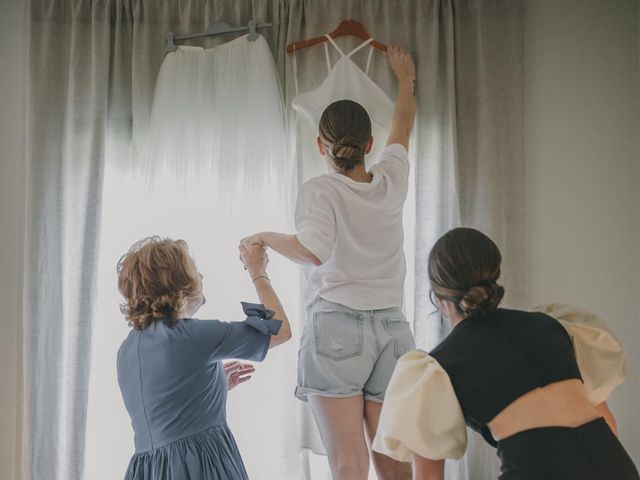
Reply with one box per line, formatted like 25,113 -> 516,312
386,45 -> 416,150
242,232 -> 321,266
239,244 -> 292,348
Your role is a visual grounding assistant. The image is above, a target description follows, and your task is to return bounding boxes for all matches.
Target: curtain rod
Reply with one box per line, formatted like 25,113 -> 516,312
165,20 -> 272,52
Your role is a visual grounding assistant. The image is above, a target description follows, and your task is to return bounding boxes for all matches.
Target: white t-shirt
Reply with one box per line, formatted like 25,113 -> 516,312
295,143 -> 409,310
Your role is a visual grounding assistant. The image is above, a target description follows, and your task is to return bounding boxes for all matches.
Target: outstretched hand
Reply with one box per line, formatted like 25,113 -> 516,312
224,361 -> 256,391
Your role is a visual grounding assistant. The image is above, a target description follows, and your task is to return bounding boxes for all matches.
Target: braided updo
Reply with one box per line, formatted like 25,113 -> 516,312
428,228 -> 505,317
318,100 -> 372,171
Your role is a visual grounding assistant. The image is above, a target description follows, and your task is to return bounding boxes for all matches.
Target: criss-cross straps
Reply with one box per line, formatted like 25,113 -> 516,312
292,35 -> 376,96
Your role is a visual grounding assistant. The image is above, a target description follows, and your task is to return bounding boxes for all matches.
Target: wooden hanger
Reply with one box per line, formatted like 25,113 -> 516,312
286,19 -> 387,53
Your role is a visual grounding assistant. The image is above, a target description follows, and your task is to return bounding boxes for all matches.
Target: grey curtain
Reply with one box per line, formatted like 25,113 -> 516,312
23,3 -> 109,479
23,1 -> 523,479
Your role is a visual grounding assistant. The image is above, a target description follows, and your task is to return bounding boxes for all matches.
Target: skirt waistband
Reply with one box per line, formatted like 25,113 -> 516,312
498,417 -> 607,450
496,417 -> 639,480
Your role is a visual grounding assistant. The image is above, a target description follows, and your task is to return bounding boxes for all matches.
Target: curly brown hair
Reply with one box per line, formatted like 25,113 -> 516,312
117,236 -> 203,330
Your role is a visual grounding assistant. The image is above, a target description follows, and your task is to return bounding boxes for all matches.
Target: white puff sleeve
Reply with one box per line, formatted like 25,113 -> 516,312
532,304 -> 628,405
372,350 -> 467,462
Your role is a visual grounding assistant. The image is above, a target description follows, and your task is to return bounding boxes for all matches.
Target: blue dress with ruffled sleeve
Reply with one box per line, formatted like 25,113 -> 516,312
117,302 -> 282,480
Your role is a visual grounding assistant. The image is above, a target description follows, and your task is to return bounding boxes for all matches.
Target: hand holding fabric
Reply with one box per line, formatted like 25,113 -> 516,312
387,44 -> 416,83
239,243 -> 269,277
241,233 -> 266,247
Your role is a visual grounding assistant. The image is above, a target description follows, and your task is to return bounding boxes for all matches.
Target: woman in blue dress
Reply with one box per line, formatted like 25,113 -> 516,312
116,236 -> 291,480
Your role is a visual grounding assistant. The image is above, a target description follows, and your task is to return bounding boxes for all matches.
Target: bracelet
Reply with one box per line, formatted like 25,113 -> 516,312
252,275 -> 270,283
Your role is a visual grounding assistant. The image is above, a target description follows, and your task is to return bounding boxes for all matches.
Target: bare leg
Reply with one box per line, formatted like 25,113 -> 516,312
308,395 -> 370,480
363,400 -> 412,480
413,455 -> 445,480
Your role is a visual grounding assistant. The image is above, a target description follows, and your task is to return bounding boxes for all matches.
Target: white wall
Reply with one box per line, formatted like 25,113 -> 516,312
525,0 -> 640,462
0,0 -> 26,479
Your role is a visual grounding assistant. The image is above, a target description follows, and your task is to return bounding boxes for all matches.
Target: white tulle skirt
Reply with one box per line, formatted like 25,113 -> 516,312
142,34 -> 289,197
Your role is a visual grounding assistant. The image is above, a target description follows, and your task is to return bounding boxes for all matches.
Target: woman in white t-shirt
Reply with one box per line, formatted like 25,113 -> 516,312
241,45 -> 416,480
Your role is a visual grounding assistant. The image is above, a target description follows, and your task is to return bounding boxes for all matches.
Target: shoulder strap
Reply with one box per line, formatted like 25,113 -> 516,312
324,34 -> 345,57
292,45 -> 299,97
347,37 -> 374,58
365,45 -> 374,76
323,41 -> 332,72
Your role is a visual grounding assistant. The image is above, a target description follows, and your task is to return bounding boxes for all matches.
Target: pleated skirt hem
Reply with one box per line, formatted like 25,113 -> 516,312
124,424 -> 249,480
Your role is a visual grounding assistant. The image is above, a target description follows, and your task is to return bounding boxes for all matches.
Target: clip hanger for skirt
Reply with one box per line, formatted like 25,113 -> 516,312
165,20 -> 271,52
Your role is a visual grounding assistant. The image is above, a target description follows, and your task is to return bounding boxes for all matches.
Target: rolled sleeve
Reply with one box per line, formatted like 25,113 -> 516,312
192,302 -> 282,362
373,143 -> 410,179
242,301 -> 282,336
294,180 -> 336,264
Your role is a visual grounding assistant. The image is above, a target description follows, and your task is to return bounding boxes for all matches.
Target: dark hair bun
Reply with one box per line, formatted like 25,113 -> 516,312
428,228 -> 505,317
331,135 -> 365,170
318,100 -> 371,171
458,282 -> 504,316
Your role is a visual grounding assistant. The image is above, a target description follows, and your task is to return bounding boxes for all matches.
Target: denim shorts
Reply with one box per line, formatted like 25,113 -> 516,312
295,297 -> 415,403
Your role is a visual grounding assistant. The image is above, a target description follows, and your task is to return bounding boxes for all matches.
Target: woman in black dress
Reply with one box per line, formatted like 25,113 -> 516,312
373,227 -> 638,480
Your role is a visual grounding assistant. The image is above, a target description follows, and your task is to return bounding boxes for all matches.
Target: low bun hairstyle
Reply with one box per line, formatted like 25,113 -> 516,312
318,100 -> 372,171
428,228 -> 505,317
